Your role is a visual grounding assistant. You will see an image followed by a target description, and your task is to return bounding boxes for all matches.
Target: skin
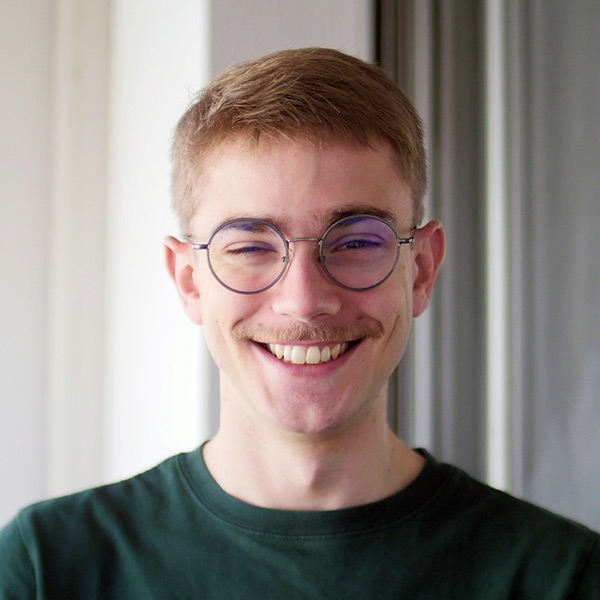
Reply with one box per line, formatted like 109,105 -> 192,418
165,138 -> 445,510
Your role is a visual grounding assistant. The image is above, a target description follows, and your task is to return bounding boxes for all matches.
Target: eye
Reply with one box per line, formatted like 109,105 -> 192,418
337,237 -> 382,250
329,234 -> 387,253
220,240 -> 282,264
225,242 -> 277,255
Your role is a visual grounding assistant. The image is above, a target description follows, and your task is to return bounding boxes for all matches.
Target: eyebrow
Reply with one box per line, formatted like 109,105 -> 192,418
321,205 -> 399,227
206,205 -> 400,238
219,219 -> 274,233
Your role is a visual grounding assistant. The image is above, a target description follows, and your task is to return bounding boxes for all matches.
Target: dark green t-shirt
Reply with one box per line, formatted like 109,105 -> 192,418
1,448 -> 598,599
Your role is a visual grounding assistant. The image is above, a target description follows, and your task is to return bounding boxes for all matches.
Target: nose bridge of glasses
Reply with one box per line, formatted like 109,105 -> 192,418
285,236 -> 324,265
285,237 -> 323,257
278,236 -> 335,297
286,236 -> 322,244
282,237 -> 325,280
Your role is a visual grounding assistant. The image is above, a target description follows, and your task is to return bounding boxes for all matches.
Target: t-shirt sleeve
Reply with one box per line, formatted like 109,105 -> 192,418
0,515 -> 37,600
571,534 -> 600,599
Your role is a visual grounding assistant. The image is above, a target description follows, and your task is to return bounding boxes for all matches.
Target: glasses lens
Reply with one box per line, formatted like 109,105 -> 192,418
207,219 -> 287,293
321,216 -> 400,290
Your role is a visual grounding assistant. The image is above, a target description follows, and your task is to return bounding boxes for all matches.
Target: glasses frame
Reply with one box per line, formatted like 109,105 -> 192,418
187,214 -> 415,294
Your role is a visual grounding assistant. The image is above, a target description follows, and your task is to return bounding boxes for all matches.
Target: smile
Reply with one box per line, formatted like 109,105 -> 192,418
264,342 -> 351,365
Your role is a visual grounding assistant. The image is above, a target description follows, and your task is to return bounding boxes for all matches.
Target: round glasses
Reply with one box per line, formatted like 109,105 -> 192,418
187,214 -> 415,294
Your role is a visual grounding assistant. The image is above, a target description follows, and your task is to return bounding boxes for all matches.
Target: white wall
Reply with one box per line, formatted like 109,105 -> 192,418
46,0 -> 110,500
0,0 -> 211,524
0,0 -> 52,526
103,0 -> 210,484
45,0 -> 211,495
211,0 -> 372,72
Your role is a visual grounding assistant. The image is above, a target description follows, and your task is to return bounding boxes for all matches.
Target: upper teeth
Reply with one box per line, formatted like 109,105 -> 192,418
267,343 -> 349,365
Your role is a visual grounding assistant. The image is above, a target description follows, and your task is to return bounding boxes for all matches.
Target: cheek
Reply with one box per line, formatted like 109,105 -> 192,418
198,286 -> 261,361
389,262 -> 415,319
198,307 -> 238,375
370,268 -> 414,323
367,278 -> 414,352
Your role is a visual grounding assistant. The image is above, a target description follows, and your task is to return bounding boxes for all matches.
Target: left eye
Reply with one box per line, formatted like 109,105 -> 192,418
329,236 -> 385,252
336,238 -> 381,250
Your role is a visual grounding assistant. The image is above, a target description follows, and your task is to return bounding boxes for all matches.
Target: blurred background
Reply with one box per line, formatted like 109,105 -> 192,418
1,0 -> 598,531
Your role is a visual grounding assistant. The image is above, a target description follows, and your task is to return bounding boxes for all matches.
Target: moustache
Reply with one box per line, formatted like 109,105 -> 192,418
233,321 -> 384,343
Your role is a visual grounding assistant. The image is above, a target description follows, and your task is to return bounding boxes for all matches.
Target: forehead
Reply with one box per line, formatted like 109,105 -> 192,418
190,138 -> 413,235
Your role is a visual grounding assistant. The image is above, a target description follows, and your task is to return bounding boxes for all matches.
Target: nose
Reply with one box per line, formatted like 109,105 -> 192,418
271,241 -> 342,322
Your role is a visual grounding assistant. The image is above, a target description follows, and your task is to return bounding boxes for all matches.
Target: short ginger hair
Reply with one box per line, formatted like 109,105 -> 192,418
171,47 -> 426,229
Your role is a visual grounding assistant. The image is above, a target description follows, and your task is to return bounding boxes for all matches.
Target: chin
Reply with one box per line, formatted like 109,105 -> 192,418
260,386 -> 381,439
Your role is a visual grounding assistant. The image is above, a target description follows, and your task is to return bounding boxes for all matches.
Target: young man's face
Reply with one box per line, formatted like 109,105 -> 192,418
167,138 -> 443,440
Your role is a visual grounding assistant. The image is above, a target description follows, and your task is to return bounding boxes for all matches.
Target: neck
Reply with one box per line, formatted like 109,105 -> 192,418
203,407 -> 424,511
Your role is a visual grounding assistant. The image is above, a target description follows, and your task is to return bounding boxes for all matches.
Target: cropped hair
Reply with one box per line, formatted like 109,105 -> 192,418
171,47 -> 426,229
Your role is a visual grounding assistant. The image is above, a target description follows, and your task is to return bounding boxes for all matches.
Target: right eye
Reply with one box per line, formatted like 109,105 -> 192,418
225,243 -> 274,255
219,241 -> 281,264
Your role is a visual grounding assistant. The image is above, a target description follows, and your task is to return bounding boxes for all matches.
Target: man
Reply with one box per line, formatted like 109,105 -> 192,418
1,48 -> 598,598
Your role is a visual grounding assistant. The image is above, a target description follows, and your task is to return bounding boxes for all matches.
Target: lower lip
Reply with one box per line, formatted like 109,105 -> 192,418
254,342 -> 359,375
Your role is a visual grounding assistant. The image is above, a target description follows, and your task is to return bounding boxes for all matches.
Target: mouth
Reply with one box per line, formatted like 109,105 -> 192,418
260,341 -> 356,365
239,321 -> 381,367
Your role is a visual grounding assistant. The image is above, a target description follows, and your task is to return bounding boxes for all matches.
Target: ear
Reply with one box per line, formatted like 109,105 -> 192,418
164,236 -> 203,325
411,220 -> 445,318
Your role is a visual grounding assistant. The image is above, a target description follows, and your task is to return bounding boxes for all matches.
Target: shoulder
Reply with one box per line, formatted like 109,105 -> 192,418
433,457 -> 598,543
0,449 -> 202,598
0,516 -> 37,599
1,449 -> 197,565
446,460 -> 596,534
20,451 -> 182,523
425,456 -> 600,596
